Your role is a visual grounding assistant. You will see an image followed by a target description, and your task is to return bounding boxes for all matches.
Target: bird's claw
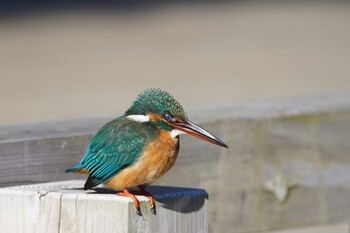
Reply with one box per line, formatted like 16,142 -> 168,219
137,185 -> 156,212
118,186 -> 156,214
136,206 -> 142,216
117,188 -> 141,214
150,204 -> 156,214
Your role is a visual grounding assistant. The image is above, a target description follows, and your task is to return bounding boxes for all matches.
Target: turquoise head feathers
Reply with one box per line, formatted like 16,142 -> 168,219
126,88 -> 188,123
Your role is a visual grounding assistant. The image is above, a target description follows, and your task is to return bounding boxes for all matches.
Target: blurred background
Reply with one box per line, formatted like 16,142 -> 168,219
1,1 -> 350,233
1,0 -> 350,125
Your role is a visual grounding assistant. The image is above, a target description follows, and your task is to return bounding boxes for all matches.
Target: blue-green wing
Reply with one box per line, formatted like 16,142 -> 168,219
80,117 -> 155,189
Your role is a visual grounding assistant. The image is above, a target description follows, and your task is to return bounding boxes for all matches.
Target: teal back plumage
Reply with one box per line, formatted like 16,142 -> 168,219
67,116 -> 158,189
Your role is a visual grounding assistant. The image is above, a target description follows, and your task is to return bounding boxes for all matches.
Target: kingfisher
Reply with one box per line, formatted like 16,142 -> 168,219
66,88 -> 228,212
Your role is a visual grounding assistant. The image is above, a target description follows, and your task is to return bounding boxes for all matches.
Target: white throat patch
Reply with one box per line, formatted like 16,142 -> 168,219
170,129 -> 186,138
127,115 -> 150,123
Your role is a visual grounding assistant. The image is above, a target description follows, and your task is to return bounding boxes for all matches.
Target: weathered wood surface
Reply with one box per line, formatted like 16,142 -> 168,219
0,180 -> 208,233
268,222 -> 349,233
0,118 -> 104,187
1,93 -> 350,232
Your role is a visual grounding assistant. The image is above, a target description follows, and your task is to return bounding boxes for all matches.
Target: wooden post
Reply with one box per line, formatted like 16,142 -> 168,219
0,180 -> 208,233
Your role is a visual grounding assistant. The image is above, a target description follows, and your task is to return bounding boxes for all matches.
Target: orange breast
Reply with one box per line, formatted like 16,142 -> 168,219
72,168 -> 88,174
104,130 -> 179,190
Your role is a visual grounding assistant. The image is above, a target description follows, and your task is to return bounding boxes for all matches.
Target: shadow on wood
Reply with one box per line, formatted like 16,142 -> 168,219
89,185 -> 208,214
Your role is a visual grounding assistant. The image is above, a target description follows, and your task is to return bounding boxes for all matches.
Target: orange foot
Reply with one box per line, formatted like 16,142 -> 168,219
117,188 -> 140,213
136,185 -> 155,208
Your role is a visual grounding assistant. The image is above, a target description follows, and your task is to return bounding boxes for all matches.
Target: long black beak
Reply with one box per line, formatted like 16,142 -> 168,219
169,120 -> 228,148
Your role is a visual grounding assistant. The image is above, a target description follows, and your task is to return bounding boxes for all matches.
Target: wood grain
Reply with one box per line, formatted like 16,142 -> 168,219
0,180 -> 208,233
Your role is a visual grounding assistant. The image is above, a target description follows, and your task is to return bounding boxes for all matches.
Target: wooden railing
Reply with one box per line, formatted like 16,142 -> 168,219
1,93 -> 350,233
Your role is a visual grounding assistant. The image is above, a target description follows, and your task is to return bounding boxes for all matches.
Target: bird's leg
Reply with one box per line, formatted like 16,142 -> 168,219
117,188 -> 140,211
136,185 -> 155,208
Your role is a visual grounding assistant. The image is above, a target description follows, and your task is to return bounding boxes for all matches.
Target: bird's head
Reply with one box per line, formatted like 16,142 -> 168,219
125,88 -> 228,148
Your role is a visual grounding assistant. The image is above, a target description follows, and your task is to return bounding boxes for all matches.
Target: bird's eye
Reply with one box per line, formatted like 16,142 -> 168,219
163,113 -> 172,121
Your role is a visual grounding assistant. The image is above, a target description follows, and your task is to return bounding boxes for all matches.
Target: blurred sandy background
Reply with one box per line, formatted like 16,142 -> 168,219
0,1 -> 350,125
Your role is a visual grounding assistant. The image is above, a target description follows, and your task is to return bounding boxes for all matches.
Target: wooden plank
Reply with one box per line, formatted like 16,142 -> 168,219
0,118 -> 106,187
0,180 -> 208,233
1,93 -> 350,232
267,222 -> 349,233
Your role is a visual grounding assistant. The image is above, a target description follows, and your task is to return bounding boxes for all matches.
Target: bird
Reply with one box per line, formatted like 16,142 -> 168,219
66,88 -> 228,212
